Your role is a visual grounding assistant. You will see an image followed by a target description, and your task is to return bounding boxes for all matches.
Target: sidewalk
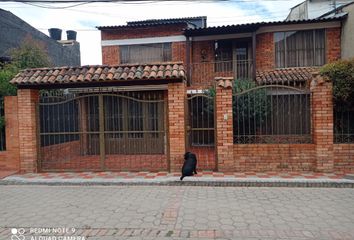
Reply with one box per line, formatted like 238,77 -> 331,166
2,171 -> 354,187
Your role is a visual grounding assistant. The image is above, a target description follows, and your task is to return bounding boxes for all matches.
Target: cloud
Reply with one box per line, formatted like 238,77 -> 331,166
0,0 -> 304,65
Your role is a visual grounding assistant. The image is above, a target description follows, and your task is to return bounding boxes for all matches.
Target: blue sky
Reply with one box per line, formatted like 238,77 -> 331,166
0,0 -> 304,65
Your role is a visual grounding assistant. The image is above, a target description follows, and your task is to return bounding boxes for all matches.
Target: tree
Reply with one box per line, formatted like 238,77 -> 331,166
0,38 -> 51,128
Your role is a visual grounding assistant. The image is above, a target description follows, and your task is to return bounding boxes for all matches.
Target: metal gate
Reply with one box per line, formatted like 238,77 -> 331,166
38,89 -> 166,171
186,93 -> 216,170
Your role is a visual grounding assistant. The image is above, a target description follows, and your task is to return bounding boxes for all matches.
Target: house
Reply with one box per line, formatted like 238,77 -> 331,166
285,0 -> 353,20
2,15 -> 353,174
286,0 -> 354,59
0,8 -> 81,67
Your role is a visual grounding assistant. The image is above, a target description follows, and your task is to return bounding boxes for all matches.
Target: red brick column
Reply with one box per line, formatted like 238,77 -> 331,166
311,72 -> 334,172
0,96 -> 20,171
215,77 -> 234,172
17,89 -> 40,173
168,82 -> 186,171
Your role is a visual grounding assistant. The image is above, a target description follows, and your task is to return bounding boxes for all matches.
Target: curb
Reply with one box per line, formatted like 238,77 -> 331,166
1,180 -> 354,188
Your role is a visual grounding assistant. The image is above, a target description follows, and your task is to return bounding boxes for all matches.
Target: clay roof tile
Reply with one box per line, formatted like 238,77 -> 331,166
10,62 -> 186,86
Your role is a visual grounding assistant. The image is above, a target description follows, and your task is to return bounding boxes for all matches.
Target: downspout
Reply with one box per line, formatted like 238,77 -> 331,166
186,36 -> 191,86
252,31 -> 257,81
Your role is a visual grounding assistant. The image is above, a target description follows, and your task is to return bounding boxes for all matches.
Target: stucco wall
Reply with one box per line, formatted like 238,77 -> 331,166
341,3 -> 354,59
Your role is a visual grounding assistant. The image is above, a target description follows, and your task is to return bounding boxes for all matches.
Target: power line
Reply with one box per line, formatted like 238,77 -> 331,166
1,0 -> 297,3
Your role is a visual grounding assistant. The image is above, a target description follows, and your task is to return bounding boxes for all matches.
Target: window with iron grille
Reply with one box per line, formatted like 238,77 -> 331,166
275,29 -> 325,68
120,43 -> 172,64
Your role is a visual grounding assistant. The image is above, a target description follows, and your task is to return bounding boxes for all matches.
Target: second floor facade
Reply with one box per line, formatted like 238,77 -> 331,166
98,16 -> 344,88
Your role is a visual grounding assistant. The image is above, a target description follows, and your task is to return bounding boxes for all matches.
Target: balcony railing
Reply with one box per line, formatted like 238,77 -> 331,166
190,60 -> 253,86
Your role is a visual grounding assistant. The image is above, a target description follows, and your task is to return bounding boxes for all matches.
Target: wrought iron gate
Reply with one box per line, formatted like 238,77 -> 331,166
38,89 -> 166,171
186,93 -> 216,170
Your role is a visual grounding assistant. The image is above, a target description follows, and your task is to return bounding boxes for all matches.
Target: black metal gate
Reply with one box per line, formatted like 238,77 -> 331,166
186,93 -> 216,170
38,89 -> 166,171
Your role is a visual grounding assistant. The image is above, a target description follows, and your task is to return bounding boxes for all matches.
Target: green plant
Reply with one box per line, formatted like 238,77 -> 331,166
320,59 -> 354,106
8,38 -> 51,70
0,38 -> 51,129
207,78 -> 269,123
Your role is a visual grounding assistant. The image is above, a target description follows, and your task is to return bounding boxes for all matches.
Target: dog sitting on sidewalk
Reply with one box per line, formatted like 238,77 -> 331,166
180,152 -> 198,181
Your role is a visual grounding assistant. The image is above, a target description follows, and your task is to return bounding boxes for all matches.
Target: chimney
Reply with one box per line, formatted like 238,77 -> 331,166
66,30 -> 77,41
48,28 -> 62,41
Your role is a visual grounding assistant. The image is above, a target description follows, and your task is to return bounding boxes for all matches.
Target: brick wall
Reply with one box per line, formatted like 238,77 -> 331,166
101,24 -> 186,41
168,82 -> 186,171
17,89 -> 39,173
326,27 -> 341,63
234,144 -> 316,172
334,144 -> 354,173
311,73 -> 334,172
0,96 -> 20,171
256,32 -> 275,71
172,42 -> 186,63
102,46 -> 120,65
190,40 -> 234,88
40,141 -> 167,171
100,23 -> 187,65
215,78 -> 234,172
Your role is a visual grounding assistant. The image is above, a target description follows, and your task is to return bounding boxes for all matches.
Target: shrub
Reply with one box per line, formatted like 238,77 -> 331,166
320,59 -> 354,106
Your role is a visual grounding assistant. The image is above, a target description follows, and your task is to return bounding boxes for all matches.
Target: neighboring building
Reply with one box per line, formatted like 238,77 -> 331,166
286,0 -> 354,59
0,8 -> 81,67
3,15 -> 353,174
286,0 -> 353,20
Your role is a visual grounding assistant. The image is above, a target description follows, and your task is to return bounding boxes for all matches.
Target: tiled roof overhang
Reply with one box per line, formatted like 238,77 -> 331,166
184,15 -> 346,37
256,67 -> 317,86
11,62 -> 186,89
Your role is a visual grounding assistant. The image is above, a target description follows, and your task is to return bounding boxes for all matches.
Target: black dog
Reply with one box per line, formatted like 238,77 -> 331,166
180,152 -> 198,181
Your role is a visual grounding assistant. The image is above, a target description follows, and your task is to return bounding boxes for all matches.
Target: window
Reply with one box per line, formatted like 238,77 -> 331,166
120,43 -> 172,64
275,29 -> 325,68
215,40 -> 232,72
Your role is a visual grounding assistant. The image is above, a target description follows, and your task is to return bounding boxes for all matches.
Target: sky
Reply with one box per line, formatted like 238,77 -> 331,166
0,0 -> 304,65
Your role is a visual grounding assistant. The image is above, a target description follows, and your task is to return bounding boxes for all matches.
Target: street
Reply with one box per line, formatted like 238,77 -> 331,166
1,185 -> 354,239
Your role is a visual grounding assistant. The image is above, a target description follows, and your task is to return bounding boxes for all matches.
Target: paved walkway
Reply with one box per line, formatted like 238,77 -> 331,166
1,185 -> 354,239
2,171 -> 354,188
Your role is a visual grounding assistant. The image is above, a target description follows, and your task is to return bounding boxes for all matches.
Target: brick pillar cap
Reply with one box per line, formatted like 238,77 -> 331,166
310,71 -> 331,88
215,77 -> 233,89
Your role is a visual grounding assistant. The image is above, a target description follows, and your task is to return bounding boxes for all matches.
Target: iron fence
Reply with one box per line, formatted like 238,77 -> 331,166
233,84 -> 312,144
190,60 -> 253,86
334,106 -> 354,143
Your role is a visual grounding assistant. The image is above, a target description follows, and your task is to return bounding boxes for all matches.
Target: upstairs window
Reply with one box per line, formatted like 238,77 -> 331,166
215,40 -> 233,72
120,43 -> 172,64
275,29 -> 325,68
